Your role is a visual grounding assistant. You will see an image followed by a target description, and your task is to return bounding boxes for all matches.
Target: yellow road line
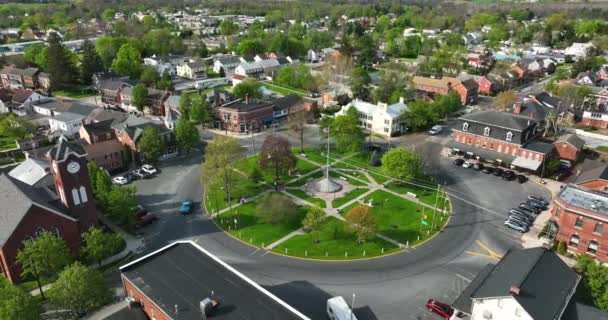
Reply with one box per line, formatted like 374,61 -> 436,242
464,250 -> 500,260
475,240 -> 503,259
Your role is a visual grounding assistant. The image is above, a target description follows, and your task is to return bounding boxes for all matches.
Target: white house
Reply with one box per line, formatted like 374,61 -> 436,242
234,62 -> 264,79
48,112 -> 85,138
564,42 -> 594,59
212,55 -> 241,75
337,98 -> 409,137
176,59 -> 206,79
306,49 -> 319,62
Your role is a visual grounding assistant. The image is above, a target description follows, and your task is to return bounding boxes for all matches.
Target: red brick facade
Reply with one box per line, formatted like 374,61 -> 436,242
477,77 -> 493,95
452,130 -> 546,162
551,199 -> 608,263
581,115 -> 608,129
553,141 -> 581,162
577,179 -> 608,191
0,207 -> 81,283
123,276 -> 171,320
217,103 -> 274,133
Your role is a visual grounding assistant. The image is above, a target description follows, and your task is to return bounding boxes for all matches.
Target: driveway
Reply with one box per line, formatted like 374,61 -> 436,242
130,134 -> 551,320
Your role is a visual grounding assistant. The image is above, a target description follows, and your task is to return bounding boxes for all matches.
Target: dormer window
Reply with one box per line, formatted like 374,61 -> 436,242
484,127 -> 491,136
462,122 -> 469,132
506,132 -> 513,141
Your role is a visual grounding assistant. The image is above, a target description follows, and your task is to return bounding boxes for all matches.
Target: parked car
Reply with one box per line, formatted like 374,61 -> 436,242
519,203 -> 540,214
509,208 -> 534,220
428,125 -> 443,135
141,164 -> 158,175
112,176 -> 129,185
135,212 -> 157,228
502,170 -> 515,181
453,158 -> 465,166
179,200 -> 193,214
426,299 -> 456,319
482,167 -> 493,174
492,168 -> 504,176
505,219 -> 528,233
462,160 -> 474,168
509,211 -> 534,224
132,169 -> 151,179
526,199 -> 546,210
516,174 -> 527,183
508,215 -> 530,227
473,163 -> 484,171
528,195 -> 549,207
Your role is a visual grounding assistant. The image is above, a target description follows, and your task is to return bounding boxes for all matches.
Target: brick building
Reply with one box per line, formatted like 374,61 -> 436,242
581,110 -> 608,129
119,241 -> 309,320
412,76 -> 478,105
574,164 -> 608,191
0,66 -> 40,89
550,184 -> 608,263
448,111 -> 552,171
0,137 -> 98,283
120,86 -> 170,116
78,121 -> 124,172
216,99 -> 274,133
553,134 -> 585,162
112,115 -> 177,164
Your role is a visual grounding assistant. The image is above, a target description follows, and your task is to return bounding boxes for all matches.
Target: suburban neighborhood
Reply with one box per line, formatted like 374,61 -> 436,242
1,1 -> 608,320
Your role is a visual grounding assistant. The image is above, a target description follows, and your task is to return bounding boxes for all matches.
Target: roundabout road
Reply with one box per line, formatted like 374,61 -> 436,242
134,141 -> 551,320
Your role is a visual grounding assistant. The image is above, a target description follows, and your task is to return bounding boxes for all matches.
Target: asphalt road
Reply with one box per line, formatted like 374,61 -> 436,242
130,130 -> 551,320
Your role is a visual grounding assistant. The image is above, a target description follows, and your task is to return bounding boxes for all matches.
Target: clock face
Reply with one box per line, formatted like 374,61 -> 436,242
67,161 -> 80,174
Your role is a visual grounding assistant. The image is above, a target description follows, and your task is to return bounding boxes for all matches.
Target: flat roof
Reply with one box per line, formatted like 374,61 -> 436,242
120,241 -> 309,320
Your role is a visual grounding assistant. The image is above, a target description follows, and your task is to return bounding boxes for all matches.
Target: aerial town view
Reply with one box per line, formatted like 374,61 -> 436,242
1,0 -> 608,319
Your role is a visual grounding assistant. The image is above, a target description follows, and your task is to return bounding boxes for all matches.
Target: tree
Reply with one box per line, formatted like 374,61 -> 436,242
16,231 -> 73,298
0,113 -> 34,139
140,65 -> 158,87
255,192 -> 297,224
102,9 -> 116,21
349,67 -> 371,100
259,134 -> 296,181
494,90 -> 517,111
46,32 -> 76,91
189,93 -> 209,126
345,206 -> 377,243
177,93 -> 192,119
0,277 -> 41,320
96,36 -> 127,68
220,19 -> 239,36
106,185 -> 138,228
575,254 -> 608,312
79,39 -> 102,85
237,39 -> 264,56
95,170 -> 112,208
23,44 -> 46,68
131,83 -> 148,112
330,107 -> 365,153
156,70 -> 173,90
47,262 -> 113,318
176,117 -> 199,154
111,43 -> 142,78
355,34 -> 376,68
233,79 -> 262,99
381,147 -> 423,181
288,109 -> 309,154
137,126 -> 163,163
250,166 -> 263,182
200,136 -> 244,210
303,206 -> 325,243
82,227 -> 123,267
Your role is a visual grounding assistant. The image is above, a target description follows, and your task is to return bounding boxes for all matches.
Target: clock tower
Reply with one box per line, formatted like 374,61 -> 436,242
47,136 -> 98,231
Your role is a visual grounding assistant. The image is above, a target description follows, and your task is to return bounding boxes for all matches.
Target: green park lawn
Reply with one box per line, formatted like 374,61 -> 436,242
328,170 -> 368,186
333,188 -> 369,209
263,82 -> 307,97
385,181 -> 448,209
273,217 -> 400,259
0,136 -> 17,150
214,197 -> 309,246
286,170 -> 324,187
285,189 -> 326,208
343,190 -> 446,245
204,175 -> 267,213
234,156 -> 319,184
53,86 -> 96,98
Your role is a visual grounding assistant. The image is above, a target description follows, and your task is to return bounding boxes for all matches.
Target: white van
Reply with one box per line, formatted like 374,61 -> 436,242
327,296 -> 358,320
428,125 -> 443,135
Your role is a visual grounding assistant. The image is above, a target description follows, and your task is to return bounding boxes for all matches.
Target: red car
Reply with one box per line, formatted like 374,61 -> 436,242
426,299 -> 455,319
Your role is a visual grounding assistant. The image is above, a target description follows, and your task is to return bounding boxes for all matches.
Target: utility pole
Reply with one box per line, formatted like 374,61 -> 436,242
432,184 -> 439,230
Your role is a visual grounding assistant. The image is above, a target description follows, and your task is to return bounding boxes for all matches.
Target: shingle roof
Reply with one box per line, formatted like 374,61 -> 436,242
0,174 -> 76,245
574,162 -> 608,184
8,158 -> 49,186
556,134 -> 585,150
523,141 -> 554,154
271,94 -> 302,111
460,111 -> 535,131
11,88 -> 34,104
51,112 -> 86,123
216,55 -> 241,65
562,301 -> 608,320
46,136 -> 87,162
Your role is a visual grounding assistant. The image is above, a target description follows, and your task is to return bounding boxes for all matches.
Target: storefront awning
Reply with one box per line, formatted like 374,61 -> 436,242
511,156 -> 542,171
446,141 -> 516,164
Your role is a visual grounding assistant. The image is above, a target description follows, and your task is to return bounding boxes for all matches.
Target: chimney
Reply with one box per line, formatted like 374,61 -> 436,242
513,102 -> 522,114
510,286 -> 520,296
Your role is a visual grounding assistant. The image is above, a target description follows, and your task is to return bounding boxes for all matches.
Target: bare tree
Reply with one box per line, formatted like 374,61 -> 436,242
494,90 -> 517,111
288,109 -> 310,154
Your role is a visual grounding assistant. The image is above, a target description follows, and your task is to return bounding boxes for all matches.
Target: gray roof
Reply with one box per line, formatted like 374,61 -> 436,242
523,141 -> 554,154
453,247 -> 580,320
558,184 -> 608,216
51,112 -> 86,123
46,136 -> 87,162
0,174 -> 76,245
456,111 -> 540,145
8,158 -> 49,186
32,98 -> 96,116
460,111 -> 535,131
574,162 -> 608,184
165,95 -> 180,109
215,55 -> 241,65
556,134 -> 585,150
563,301 -> 608,320
271,94 -> 302,111
86,108 -> 129,126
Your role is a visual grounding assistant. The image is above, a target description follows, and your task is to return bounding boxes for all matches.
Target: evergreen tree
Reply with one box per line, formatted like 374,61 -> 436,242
79,39 -> 102,85
46,32 -> 76,91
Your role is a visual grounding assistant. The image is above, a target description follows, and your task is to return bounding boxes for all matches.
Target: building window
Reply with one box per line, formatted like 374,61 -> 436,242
490,143 -> 494,150
462,122 -> 469,132
594,223 -> 603,234
79,186 -> 88,203
588,241 -> 599,254
569,235 -> 580,247
575,217 -> 584,228
72,188 -> 81,205
467,138 -> 472,144
506,132 -> 513,141
484,127 -> 491,136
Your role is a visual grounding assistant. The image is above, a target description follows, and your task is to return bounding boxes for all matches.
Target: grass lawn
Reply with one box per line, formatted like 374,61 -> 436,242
273,217 -> 400,259
328,170 -> 368,186
597,146 -> 608,153
368,171 -> 391,184
204,174 -> 267,213
342,190 -> 446,245
234,156 -> 319,184
53,87 -> 96,98
0,135 -> 17,150
333,188 -> 369,209
287,169 -> 324,187
285,189 -> 326,208
215,197 -> 309,246
385,182 -> 447,208
263,82 -> 307,97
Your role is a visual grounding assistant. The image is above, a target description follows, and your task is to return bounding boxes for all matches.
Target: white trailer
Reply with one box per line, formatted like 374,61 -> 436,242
326,296 -> 358,320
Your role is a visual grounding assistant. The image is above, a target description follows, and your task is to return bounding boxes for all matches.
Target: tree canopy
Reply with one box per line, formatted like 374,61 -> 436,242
381,147 -> 424,181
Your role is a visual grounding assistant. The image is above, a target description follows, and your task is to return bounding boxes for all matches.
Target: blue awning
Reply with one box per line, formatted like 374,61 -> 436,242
262,115 -> 273,123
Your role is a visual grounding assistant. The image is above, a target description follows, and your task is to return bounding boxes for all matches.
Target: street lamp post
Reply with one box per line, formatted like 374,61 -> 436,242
350,294 -> 356,320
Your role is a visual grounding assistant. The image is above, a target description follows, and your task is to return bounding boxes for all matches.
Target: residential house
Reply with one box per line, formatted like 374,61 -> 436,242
564,42 -> 594,59
234,62 -> 265,79
257,59 -> 281,78
176,59 -> 206,80
452,247 -> 607,320
550,184 -> 608,263
48,112 -> 86,138
30,98 -> 96,118
576,71 -> 597,86
596,65 -> 608,81
78,121 -> 124,171
270,94 -> 307,124
213,55 -> 242,75
93,73 -> 131,107
20,27 -> 44,40
448,111 -> 551,171
0,138 -> 98,283
121,87 -> 170,116
458,74 -> 497,96
163,95 -> 180,130
9,89 -> 46,116
412,76 -> 478,105
215,99 -> 274,133
0,88 -> 10,113
582,109 -> 608,129
306,49 -> 319,63
38,72 -> 50,92
206,88 -> 236,107
143,55 -> 178,78
0,66 -> 40,89
113,115 -> 177,163
553,134 -> 585,162
574,163 -> 608,191
338,98 -> 409,137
